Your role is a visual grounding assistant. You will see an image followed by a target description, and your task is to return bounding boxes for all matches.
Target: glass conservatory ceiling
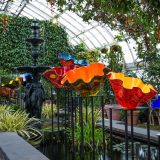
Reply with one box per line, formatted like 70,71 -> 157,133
0,0 -> 139,69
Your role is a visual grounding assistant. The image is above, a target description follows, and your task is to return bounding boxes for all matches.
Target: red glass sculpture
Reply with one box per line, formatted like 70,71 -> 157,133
43,67 -> 65,88
107,72 -> 157,110
59,59 -> 77,72
61,63 -> 109,96
43,53 -> 89,88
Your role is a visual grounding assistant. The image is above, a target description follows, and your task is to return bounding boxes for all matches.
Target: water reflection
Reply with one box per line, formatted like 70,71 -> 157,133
37,141 -> 158,160
139,145 -> 158,160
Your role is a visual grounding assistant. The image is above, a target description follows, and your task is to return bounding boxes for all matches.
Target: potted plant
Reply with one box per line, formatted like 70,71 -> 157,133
104,104 -> 121,121
127,110 -> 140,125
120,109 -> 140,125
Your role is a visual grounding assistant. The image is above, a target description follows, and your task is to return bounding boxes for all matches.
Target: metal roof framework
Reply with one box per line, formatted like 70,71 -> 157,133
0,0 -> 139,68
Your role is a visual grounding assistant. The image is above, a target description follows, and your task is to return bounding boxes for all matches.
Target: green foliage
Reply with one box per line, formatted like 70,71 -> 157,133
42,103 -> 57,119
76,107 -> 101,124
0,14 -> 72,71
9,103 -> 22,111
0,105 -> 42,145
71,42 -> 86,54
76,49 -> 99,63
41,77 -> 53,99
67,107 -> 108,150
105,45 -> 124,72
113,141 -> 139,153
72,122 -> 103,150
0,105 -> 12,113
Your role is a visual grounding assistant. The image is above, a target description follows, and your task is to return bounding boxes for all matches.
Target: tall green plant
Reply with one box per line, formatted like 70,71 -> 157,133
42,103 -> 57,119
67,107 -> 108,150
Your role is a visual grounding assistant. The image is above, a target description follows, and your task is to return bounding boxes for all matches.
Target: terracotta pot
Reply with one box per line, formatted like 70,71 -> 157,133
127,110 -> 140,125
104,104 -> 121,121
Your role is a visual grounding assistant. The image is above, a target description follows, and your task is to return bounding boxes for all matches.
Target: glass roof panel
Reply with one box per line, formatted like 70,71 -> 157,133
79,31 -> 100,48
95,26 -> 114,44
20,12 -> 33,19
58,17 -> 80,34
82,39 -> 95,49
119,41 -> 135,64
70,39 -> 80,46
23,6 -> 46,20
127,39 -> 138,60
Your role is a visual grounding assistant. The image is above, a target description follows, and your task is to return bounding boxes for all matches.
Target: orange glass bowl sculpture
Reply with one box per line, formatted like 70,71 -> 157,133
107,72 -> 157,110
61,63 -> 109,96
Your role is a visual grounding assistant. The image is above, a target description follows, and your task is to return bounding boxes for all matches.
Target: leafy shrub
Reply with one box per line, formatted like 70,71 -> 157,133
42,103 -> 57,119
0,105 -> 42,145
0,105 -> 12,113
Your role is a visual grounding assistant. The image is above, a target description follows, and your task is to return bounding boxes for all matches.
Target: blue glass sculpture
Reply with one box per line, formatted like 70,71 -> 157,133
58,53 -> 88,66
151,95 -> 160,108
19,73 -> 33,82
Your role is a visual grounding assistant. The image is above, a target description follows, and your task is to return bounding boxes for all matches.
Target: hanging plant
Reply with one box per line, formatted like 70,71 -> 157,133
76,49 -> 99,63
105,45 -> 123,72
110,45 -> 122,52
100,47 -> 108,54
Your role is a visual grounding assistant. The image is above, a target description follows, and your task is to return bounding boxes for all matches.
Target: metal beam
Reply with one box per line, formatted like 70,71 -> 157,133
71,24 -> 99,39
3,0 -> 10,11
16,0 -> 29,17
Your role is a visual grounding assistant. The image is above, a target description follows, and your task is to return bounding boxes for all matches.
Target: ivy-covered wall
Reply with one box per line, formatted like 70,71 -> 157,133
0,15 -> 72,71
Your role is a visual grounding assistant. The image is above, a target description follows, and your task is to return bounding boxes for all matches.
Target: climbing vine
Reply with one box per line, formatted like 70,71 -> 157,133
0,14 -> 72,71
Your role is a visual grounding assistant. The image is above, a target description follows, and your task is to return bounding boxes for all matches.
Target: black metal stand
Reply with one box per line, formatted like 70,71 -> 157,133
157,133 -> 160,160
101,96 -> 106,160
147,108 -> 151,160
57,89 -> 60,143
125,110 -> 128,160
91,97 -> 95,160
79,97 -> 84,160
85,97 -> 88,123
71,95 -> 75,158
64,89 -> 67,160
109,108 -> 113,160
51,87 -> 54,141
131,110 -> 134,160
